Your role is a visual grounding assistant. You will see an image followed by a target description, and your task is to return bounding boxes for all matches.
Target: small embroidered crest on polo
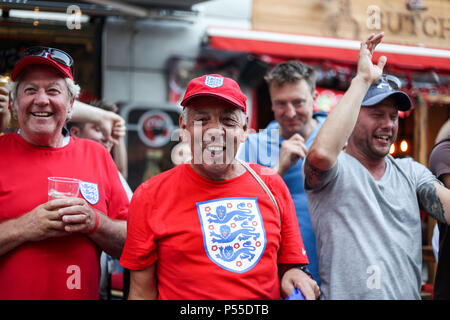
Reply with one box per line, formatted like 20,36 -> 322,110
204,75 -> 224,88
79,181 -> 99,205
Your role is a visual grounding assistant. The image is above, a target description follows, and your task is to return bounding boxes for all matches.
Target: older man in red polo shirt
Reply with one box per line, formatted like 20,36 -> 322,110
0,47 -> 129,299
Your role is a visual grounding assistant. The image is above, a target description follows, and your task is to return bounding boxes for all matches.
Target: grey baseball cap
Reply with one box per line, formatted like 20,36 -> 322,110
362,75 -> 412,111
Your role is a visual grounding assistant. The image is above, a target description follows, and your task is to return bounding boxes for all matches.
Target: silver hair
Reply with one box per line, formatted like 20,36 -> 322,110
181,106 -> 247,126
9,77 -> 80,121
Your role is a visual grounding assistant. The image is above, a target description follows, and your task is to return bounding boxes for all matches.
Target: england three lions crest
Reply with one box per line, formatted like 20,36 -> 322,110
204,75 -> 224,88
79,181 -> 99,205
197,197 -> 266,273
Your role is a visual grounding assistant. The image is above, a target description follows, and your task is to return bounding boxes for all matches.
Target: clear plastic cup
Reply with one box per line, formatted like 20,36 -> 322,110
48,177 -> 80,200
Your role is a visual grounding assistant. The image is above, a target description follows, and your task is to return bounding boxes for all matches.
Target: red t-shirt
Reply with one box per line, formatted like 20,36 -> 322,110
120,163 -> 308,299
0,133 -> 129,299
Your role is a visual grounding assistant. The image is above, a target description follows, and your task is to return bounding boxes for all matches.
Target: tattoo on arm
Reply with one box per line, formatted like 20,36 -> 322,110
304,159 -> 337,190
417,182 -> 446,223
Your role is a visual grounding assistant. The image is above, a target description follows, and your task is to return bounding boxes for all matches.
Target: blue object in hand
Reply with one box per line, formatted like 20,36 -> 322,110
285,288 -> 305,300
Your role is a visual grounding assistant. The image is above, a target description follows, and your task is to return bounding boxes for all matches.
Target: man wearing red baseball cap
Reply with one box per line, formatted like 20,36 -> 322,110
0,47 -> 129,299
120,74 -> 320,300
11,47 -> 74,82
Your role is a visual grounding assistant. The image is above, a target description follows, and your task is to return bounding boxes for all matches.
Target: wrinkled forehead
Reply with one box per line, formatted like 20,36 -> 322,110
16,66 -> 68,97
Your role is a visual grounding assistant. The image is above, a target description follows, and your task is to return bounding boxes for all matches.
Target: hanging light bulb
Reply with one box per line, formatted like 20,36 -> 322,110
400,140 -> 408,152
33,6 -> 39,26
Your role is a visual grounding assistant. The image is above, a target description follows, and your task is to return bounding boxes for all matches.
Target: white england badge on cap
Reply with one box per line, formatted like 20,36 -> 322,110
204,75 -> 224,88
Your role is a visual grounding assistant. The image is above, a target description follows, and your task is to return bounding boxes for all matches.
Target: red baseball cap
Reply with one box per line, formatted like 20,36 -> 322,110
11,47 -> 74,81
181,74 -> 247,114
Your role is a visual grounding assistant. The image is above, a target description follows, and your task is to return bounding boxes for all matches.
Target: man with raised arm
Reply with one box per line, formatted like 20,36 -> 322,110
303,33 -> 450,299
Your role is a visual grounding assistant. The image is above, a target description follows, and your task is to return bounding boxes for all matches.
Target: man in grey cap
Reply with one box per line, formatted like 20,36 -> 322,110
303,33 -> 450,299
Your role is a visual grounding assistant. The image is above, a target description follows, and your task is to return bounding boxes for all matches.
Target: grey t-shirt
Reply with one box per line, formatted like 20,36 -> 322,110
305,152 -> 438,299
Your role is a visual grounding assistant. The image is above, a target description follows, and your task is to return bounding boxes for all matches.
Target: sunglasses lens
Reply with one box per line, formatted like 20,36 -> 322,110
22,47 -> 73,69
23,46 -> 46,57
49,49 -> 73,67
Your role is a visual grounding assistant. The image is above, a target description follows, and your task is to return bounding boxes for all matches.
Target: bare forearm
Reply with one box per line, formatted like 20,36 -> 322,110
418,181 -> 450,225
0,218 -> 27,256
128,264 -> 158,300
72,100 -> 103,123
89,214 -> 126,258
309,75 -> 371,169
113,138 -> 128,179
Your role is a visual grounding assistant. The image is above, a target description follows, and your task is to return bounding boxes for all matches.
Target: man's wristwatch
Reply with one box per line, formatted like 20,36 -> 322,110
297,266 -> 313,279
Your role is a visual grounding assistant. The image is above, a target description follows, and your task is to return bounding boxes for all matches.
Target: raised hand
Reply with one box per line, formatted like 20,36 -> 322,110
275,133 -> 308,176
103,111 -> 126,147
357,33 -> 386,84
110,114 -> 126,145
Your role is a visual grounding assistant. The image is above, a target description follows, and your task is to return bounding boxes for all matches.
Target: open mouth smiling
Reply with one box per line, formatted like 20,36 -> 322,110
31,112 -> 53,117
374,135 -> 390,142
206,145 -> 225,155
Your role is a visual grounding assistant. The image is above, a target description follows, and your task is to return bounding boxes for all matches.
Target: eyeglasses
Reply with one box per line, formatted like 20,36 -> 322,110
22,46 -> 73,71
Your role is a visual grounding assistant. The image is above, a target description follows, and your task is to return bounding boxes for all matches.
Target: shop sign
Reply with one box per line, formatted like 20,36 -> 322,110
253,0 -> 450,50
137,110 -> 174,148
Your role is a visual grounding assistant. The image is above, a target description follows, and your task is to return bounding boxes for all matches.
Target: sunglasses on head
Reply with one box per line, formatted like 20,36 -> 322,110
377,75 -> 402,90
22,46 -> 74,72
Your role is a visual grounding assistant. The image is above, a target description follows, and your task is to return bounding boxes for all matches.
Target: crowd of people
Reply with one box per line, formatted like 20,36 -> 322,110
0,32 -> 449,300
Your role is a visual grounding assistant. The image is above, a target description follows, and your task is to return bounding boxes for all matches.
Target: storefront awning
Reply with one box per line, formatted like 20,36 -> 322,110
207,27 -> 450,72
0,0 -> 208,20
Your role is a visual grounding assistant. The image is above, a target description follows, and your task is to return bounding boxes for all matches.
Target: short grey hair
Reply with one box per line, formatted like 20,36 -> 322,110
181,106 -> 247,126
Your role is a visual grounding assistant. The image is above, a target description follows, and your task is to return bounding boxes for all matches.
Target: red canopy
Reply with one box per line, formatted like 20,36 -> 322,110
208,27 -> 450,72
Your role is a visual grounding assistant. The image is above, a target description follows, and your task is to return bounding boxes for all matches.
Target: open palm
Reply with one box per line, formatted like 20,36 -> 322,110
357,33 -> 386,83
